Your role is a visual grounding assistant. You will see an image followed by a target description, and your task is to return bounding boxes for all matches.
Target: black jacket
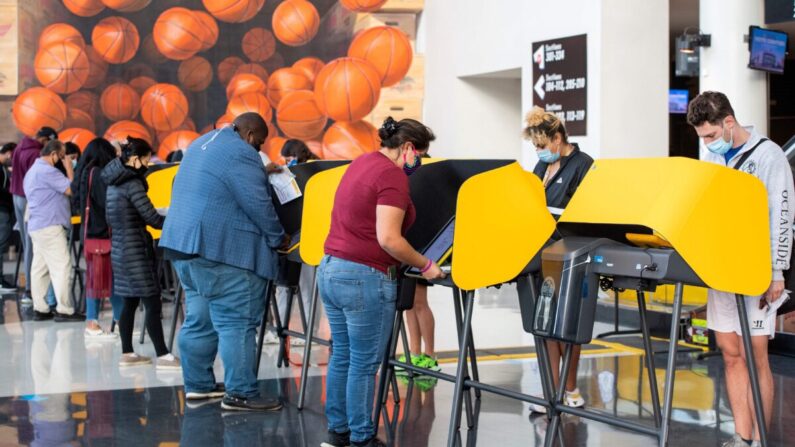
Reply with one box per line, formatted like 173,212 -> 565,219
0,166 -> 12,210
103,159 -> 165,298
77,166 -> 110,239
532,143 -> 594,210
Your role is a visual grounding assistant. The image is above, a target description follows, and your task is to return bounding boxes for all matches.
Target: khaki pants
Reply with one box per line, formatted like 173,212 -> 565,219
30,225 -> 73,314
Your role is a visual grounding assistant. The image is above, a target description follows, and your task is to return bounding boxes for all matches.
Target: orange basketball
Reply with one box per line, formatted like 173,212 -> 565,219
218,56 -> 245,86
200,124 -> 213,135
292,57 -> 324,85
142,34 -> 169,65
156,119 -> 197,145
141,83 -> 189,131
194,11 -> 219,51
92,16 -> 139,64
322,120 -> 380,160
226,73 -> 267,100
265,120 -> 279,144
129,76 -> 156,96
266,68 -> 311,108
348,26 -> 413,87
66,91 -> 99,118
263,52 -> 286,73
101,83 -> 140,121
64,107 -> 95,133
39,23 -> 85,50
35,42 -> 90,94
101,0 -> 151,12
314,57 -> 381,122
60,128 -> 97,151
264,136 -> 287,164
178,56 -> 213,92
104,120 -> 152,144
339,0 -> 387,12
306,139 -> 323,159
227,92 -> 273,122
272,0 -> 319,47
63,0 -> 105,17
158,130 -> 200,160
234,63 -> 269,82
12,88 -> 67,136
202,0 -> 264,23
276,90 -> 327,140
216,113 -> 234,128
82,46 -> 108,89
154,8 -> 204,61
242,28 -> 276,62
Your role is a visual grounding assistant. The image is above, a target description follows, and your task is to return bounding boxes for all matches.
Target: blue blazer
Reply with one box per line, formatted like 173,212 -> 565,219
160,127 -> 285,280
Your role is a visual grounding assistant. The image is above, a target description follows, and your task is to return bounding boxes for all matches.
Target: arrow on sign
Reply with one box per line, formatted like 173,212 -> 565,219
534,76 -> 545,100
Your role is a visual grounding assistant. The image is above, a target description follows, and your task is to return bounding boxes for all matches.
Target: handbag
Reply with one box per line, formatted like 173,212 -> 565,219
83,168 -> 111,255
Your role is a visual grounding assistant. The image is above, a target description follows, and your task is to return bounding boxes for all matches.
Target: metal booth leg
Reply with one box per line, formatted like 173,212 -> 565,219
167,278 -> 183,352
255,279 -> 275,375
277,286 -> 297,368
297,272 -> 320,410
451,288 -> 475,429
446,290 -> 475,447
374,307 -> 404,437
658,282 -> 684,447
735,293 -> 768,447
637,290 -> 662,427
543,343 -> 574,447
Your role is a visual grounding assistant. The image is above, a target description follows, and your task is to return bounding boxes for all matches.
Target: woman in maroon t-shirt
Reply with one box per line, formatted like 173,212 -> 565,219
318,117 -> 445,447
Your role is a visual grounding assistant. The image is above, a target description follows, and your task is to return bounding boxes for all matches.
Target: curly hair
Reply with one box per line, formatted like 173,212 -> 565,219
523,106 -> 568,147
686,91 -> 735,127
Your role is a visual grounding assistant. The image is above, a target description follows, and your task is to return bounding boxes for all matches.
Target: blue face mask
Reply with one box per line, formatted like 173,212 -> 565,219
403,149 -> 421,176
287,159 -> 298,167
537,148 -> 560,164
706,122 -> 734,155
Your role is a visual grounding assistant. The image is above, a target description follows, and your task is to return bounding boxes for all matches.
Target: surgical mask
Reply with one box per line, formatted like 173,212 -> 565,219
537,148 -> 560,164
72,159 -> 77,168
287,159 -> 298,167
403,149 -> 421,176
706,121 -> 734,155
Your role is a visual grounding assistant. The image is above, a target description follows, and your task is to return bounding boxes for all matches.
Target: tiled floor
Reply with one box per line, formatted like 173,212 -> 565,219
0,281 -> 793,446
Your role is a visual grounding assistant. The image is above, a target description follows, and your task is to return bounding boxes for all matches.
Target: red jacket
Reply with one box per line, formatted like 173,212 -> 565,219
10,137 -> 42,197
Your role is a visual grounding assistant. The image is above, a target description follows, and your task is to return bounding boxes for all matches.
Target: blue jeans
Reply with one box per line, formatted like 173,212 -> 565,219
317,256 -> 397,443
86,294 -> 123,322
174,257 -> 268,398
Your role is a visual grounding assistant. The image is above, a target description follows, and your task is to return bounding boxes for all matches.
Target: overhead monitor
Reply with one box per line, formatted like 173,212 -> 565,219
748,26 -> 788,74
669,89 -> 689,114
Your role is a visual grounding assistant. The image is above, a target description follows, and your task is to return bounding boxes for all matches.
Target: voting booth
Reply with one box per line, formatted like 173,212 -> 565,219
527,158 -> 772,447
371,160 -> 556,446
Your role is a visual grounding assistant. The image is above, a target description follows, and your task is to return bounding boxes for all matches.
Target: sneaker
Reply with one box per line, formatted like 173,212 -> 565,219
156,354 -> 182,370
84,327 -> 119,340
54,312 -> 86,322
263,330 -> 280,345
394,354 -> 420,374
186,397 -> 222,410
529,403 -> 548,414
414,376 -> 438,392
564,388 -> 585,408
320,430 -> 351,447
415,354 -> 442,372
221,395 -> 283,412
19,296 -> 33,306
351,437 -> 386,447
721,434 -> 752,447
119,353 -> 152,367
33,310 -> 53,321
186,384 -> 227,400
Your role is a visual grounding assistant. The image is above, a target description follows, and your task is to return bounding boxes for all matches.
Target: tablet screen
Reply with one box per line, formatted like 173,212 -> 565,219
407,217 -> 455,275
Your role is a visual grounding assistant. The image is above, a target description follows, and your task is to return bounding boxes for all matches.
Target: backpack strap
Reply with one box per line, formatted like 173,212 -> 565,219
731,138 -> 768,170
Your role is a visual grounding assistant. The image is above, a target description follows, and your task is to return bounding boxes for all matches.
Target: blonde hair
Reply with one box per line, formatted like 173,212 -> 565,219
523,106 -> 568,147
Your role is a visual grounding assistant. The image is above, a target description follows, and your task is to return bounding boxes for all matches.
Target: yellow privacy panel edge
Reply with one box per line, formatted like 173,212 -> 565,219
300,164 -> 350,266
146,165 -> 179,240
559,157 -> 771,296
452,162 -> 555,291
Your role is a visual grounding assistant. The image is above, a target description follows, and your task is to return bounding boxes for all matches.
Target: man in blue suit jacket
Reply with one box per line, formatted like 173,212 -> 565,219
160,113 -> 289,412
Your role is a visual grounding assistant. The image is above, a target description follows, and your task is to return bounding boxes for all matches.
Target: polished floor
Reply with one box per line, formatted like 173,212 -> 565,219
0,282 -> 794,446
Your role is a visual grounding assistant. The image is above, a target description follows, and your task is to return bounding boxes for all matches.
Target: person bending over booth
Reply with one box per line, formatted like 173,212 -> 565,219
524,106 -> 593,414
318,117 -> 445,447
161,113 -> 290,412
688,91 -> 794,447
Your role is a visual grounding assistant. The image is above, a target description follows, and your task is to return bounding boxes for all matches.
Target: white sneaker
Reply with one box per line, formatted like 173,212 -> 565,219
263,331 -> 280,345
529,403 -> 547,414
19,296 -> 32,306
565,388 -> 585,408
156,353 -> 182,370
85,327 -> 119,340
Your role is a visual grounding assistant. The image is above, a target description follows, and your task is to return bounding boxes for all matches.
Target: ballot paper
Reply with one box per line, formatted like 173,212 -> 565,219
269,167 -> 302,204
155,207 -> 169,216
765,289 -> 791,318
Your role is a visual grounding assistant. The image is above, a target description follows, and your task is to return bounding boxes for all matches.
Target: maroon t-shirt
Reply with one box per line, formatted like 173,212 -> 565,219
324,152 -> 416,273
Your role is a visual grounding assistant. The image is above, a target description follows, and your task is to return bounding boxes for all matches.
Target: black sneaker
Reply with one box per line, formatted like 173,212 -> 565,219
320,430 -> 351,447
351,438 -> 386,447
186,384 -> 226,400
220,395 -> 283,412
33,311 -> 53,321
54,312 -> 86,322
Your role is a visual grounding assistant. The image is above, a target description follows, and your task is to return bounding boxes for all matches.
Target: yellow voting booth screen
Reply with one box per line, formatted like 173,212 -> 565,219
145,165 -> 179,240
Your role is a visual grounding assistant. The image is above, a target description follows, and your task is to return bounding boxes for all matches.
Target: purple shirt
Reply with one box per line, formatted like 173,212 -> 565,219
10,136 -> 43,197
23,159 -> 71,232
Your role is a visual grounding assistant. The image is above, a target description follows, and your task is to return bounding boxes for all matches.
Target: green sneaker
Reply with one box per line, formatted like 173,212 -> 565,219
396,374 -> 438,391
415,354 -> 441,372
394,354 -> 420,375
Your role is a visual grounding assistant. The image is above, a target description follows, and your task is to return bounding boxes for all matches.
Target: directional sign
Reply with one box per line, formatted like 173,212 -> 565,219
531,34 -> 588,136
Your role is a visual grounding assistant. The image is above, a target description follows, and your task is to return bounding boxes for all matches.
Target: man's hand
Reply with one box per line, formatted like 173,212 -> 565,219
765,279 -> 785,303
279,234 -> 292,251
266,163 -> 282,174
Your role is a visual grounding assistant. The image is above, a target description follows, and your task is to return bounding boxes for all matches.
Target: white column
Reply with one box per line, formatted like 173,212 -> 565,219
699,0 -> 768,134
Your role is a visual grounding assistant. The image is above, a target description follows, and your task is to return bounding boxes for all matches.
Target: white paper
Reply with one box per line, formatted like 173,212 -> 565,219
269,167 -> 302,204
765,289 -> 790,318
156,207 -> 169,216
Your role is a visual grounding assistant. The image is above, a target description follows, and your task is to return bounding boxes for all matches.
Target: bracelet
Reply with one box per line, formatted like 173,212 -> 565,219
420,259 -> 433,273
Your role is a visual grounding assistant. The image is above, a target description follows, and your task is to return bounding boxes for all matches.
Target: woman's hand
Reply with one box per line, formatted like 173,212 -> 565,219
421,261 -> 446,281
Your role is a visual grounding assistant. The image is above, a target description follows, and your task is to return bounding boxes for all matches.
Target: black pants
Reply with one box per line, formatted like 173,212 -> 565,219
119,296 -> 168,357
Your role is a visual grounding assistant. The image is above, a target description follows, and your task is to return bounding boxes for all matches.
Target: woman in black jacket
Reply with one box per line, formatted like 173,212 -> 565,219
72,138 -> 123,339
103,137 -> 179,369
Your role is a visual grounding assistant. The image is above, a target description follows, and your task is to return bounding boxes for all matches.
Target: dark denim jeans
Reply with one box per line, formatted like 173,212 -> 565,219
317,255 -> 397,443
174,257 -> 268,398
